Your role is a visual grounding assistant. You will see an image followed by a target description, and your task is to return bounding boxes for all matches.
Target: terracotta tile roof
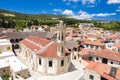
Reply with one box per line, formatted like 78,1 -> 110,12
21,36 -> 71,58
109,34 -> 120,39
37,42 -> 71,58
21,39 -> 41,52
78,48 -> 97,55
114,43 -> 120,48
83,40 -> 105,47
27,36 -> 51,47
85,62 -> 120,80
94,49 -> 120,61
85,62 -> 110,75
37,42 -> 59,58
102,73 -> 117,80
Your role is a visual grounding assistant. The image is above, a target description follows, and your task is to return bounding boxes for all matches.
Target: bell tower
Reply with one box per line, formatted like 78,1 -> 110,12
57,21 -> 66,57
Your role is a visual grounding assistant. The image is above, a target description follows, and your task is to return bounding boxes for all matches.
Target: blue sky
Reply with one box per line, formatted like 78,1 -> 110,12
0,0 -> 120,20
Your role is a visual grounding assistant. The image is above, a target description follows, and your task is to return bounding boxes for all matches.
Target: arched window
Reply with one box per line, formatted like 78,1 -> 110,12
10,39 -> 14,43
14,44 -> 19,49
15,39 -> 19,43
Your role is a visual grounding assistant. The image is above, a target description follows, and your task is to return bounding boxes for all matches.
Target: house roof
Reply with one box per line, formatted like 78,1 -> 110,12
45,32 -> 56,39
85,62 -> 120,80
37,42 -> 70,58
114,43 -> 120,48
94,49 -> 120,61
21,36 -> 70,58
27,36 -> 51,47
6,32 -> 47,39
78,48 -> 97,55
37,42 -> 59,58
83,40 -> 105,47
21,39 -> 41,52
65,41 -> 79,49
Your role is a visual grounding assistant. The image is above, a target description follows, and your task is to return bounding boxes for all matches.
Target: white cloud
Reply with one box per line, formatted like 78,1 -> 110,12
116,6 -> 120,12
107,0 -> 120,4
96,13 -> 116,17
116,9 -> 120,12
68,10 -> 116,20
62,9 -> 74,15
82,0 -> 96,4
53,9 -> 62,12
63,0 -> 79,3
63,0 -> 96,4
70,0 -> 79,3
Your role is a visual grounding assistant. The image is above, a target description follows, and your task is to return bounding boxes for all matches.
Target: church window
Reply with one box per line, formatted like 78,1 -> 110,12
49,60 -> 52,67
61,60 -> 64,66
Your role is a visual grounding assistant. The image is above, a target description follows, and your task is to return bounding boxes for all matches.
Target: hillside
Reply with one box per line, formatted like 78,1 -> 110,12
0,9 -> 120,31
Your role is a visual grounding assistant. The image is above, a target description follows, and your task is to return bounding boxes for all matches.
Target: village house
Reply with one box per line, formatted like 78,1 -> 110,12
78,48 -> 96,60
83,40 -> 105,50
84,62 -> 120,80
114,43 -> 120,53
93,49 -> 120,68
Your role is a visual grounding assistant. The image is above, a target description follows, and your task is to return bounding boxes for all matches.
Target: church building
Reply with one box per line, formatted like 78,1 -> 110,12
19,21 -> 71,75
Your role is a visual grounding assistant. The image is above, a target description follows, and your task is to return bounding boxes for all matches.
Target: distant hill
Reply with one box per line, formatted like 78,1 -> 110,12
0,9 -> 120,31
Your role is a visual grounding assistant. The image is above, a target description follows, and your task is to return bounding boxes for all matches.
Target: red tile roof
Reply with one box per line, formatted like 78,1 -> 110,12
85,62 -> 120,80
85,62 -> 110,75
27,36 -> 51,47
114,43 -> 120,48
37,42 -> 59,58
21,36 -> 70,58
94,49 -> 120,61
78,48 -> 97,55
83,40 -> 105,47
102,73 -> 117,80
21,39 -> 41,52
37,42 -> 71,58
